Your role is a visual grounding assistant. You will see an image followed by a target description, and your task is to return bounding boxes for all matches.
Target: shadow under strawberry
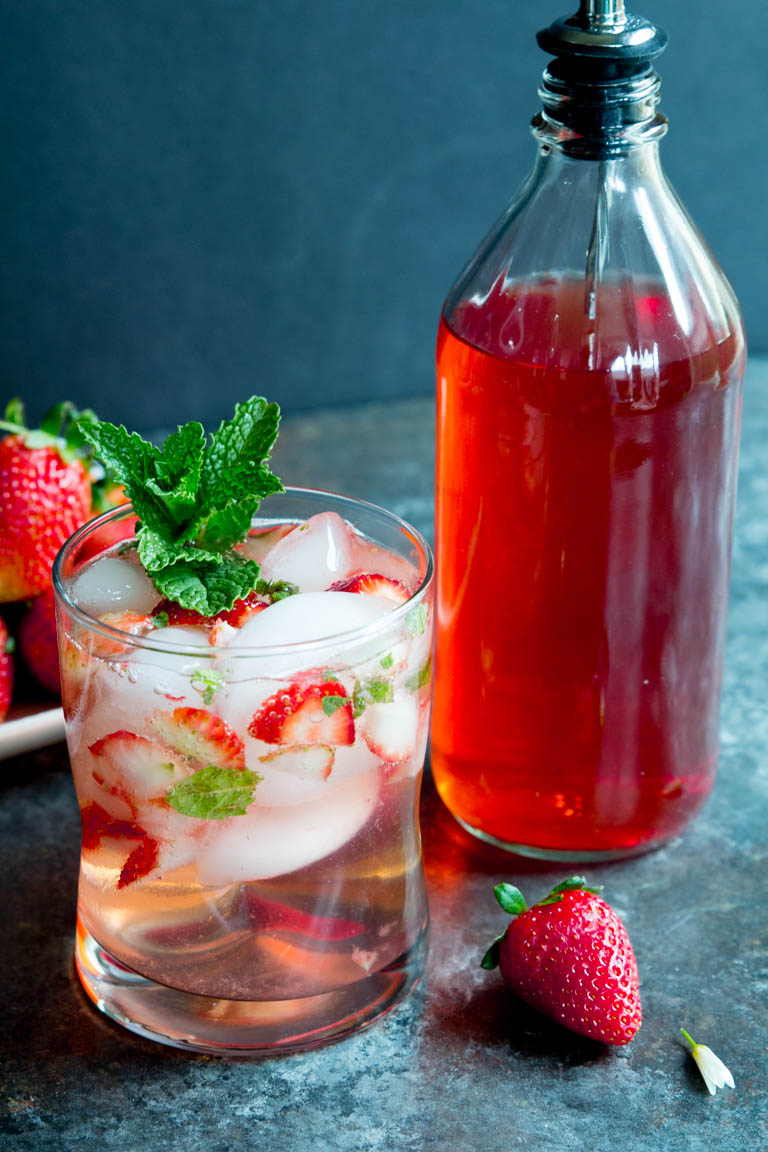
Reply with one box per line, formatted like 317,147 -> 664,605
433,980 -> 612,1066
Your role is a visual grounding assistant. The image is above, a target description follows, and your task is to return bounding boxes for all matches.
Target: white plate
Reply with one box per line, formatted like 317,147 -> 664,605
0,704 -> 66,761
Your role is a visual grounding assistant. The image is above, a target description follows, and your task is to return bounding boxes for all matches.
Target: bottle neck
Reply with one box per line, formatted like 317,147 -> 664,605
533,61 -> 668,159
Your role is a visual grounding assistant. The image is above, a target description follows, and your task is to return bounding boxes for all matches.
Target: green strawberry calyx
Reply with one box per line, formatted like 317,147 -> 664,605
480,875 -> 604,971
0,398 -> 98,462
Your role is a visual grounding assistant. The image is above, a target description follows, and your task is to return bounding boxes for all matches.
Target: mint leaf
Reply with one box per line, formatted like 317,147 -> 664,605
166,765 -> 259,820
152,554 -> 260,616
195,500 -> 258,552
353,677 -> 394,718
201,398 -> 284,509
152,612 -> 169,628
406,656 -> 432,692
406,604 -> 428,637
151,422 -> 206,525
380,653 -> 394,670
78,398 -> 283,614
191,669 -> 224,706
322,695 -> 348,716
79,420 -> 172,536
255,578 -> 299,603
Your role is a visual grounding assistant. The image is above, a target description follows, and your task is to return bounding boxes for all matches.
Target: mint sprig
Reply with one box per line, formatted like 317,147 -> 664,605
166,765 -> 260,819
78,397 -> 284,614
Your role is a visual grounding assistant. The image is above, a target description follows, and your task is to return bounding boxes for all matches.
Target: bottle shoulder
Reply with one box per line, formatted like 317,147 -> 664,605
442,151 -> 746,378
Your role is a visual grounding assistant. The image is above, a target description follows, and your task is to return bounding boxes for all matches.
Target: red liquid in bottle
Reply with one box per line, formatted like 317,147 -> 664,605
432,277 -> 743,856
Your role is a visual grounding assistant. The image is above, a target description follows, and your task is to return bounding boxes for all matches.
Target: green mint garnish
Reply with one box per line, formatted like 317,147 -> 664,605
78,397 -> 284,614
255,577 -> 299,604
406,604 -> 428,637
152,611 -> 169,628
166,765 -> 260,820
406,656 -> 431,692
321,695 -> 348,716
353,677 -> 394,718
380,653 -> 394,670
191,669 -> 224,706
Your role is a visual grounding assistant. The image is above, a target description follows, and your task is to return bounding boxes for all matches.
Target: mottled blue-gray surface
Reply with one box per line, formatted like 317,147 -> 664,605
1,367 -> 767,1151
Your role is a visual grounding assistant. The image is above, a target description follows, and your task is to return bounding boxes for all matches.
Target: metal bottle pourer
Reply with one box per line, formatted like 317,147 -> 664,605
533,1 -> 669,150
537,0 -> 667,67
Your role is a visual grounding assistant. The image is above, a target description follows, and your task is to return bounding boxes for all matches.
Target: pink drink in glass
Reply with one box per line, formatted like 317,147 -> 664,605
54,489 -> 433,1053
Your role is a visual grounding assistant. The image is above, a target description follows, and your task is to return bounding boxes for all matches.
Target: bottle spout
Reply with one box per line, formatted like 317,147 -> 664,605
537,1 -> 667,64
577,0 -> 628,31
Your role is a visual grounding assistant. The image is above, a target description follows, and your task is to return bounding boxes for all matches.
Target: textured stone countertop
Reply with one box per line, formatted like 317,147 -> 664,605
2,366 -> 767,1152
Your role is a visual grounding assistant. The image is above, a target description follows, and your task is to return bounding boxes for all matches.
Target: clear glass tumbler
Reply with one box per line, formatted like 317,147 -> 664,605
53,489 -> 433,1054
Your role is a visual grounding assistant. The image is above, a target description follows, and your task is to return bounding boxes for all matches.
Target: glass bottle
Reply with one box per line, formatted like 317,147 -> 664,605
431,0 -> 746,860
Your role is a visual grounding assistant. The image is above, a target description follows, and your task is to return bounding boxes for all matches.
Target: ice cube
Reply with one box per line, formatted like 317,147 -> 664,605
73,626 -> 215,750
70,556 -> 161,616
220,592 -> 392,692
259,512 -> 355,592
195,767 -> 379,884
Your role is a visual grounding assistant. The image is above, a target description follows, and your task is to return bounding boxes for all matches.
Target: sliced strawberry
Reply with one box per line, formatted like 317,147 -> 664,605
152,592 -> 267,633
150,706 -> 246,769
258,744 -> 335,781
246,895 -> 364,941
89,730 -> 189,803
216,591 -> 268,627
93,611 -> 153,657
152,600 -> 209,628
249,681 -> 355,746
209,619 -> 237,647
328,572 -> 410,604
80,801 -> 145,850
118,837 -> 160,888
360,696 -> 418,763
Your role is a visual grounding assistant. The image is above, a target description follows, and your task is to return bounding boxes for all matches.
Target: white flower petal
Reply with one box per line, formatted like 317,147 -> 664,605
692,1045 -> 735,1094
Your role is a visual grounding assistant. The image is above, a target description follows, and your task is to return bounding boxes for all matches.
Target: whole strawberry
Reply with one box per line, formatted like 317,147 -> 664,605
0,400 -> 92,601
0,613 -> 14,721
19,585 -> 61,695
482,876 -> 641,1045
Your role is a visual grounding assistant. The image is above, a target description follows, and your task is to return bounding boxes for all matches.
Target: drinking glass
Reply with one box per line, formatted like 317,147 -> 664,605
53,489 -> 433,1054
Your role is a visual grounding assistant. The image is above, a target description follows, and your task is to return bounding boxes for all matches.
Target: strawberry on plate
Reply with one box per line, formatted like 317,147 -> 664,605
0,400 -> 92,601
249,680 -> 355,746
0,614 -> 14,722
150,707 -> 246,770
18,585 -> 61,695
328,572 -> 410,604
482,876 -> 642,1046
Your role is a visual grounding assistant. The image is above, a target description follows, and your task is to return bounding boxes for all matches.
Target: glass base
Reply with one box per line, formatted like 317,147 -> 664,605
75,915 -> 428,1055
455,816 -> 668,863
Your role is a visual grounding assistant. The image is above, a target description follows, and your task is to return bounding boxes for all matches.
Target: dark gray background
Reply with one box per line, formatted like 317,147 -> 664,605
1,1 -> 764,431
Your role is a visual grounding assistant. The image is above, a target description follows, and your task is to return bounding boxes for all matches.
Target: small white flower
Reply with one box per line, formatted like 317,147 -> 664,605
681,1028 -> 735,1096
